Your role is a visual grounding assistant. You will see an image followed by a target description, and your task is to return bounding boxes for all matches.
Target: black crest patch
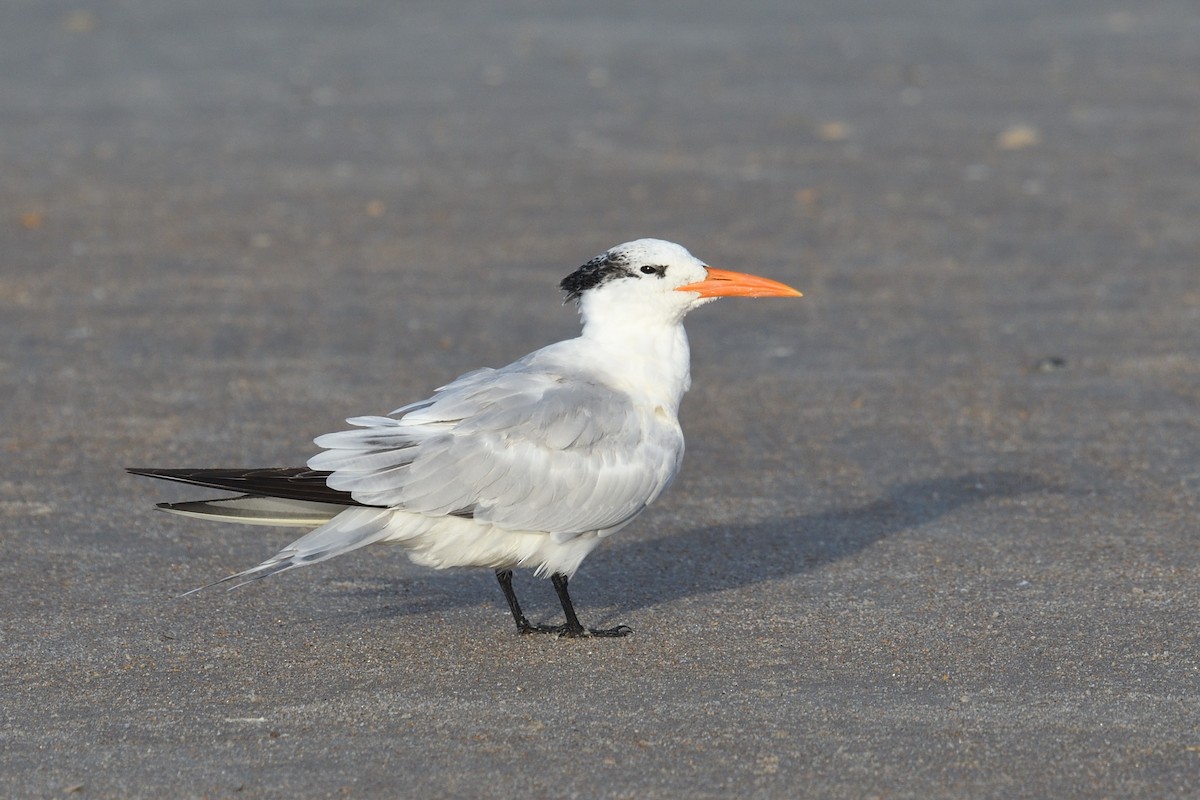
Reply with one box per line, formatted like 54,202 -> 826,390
560,251 -> 632,302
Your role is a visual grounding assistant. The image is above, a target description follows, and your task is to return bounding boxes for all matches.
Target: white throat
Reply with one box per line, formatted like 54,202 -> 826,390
576,293 -> 694,413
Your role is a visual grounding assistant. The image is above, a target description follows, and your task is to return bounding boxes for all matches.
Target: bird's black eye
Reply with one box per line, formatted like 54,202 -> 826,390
639,265 -> 666,277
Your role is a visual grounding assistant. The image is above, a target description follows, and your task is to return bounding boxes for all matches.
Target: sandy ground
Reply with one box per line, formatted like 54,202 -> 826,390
2,1 -> 1198,797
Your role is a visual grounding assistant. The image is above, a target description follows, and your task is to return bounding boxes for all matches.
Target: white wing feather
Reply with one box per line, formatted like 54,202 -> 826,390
307,354 -> 684,536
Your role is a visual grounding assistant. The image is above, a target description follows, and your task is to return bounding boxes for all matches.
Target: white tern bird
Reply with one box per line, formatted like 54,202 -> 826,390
130,239 -> 802,637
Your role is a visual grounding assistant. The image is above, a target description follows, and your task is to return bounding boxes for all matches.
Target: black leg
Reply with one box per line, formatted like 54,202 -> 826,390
549,573 -> 586,636
495,569 -> 538,634
495,569 -> 632,637
551,573 -> 633,638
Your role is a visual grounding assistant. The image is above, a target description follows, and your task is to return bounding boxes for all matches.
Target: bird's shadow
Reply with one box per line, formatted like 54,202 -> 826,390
326,470 -> 1051,623
591,469 -> 1051,614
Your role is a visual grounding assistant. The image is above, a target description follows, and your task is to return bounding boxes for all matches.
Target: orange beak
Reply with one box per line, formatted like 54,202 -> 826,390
675,267 -> 803,299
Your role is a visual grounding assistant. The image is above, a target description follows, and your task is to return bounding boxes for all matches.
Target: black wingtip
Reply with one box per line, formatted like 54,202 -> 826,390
126,466 -> 360,506
127,467 -> 204,483
128,468 -> 165,481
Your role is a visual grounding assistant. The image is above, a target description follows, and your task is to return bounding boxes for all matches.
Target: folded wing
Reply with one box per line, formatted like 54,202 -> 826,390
308,363 -> 684,536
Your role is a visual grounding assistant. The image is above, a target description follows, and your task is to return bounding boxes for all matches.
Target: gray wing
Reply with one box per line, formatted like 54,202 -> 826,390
307,365 -> 684,535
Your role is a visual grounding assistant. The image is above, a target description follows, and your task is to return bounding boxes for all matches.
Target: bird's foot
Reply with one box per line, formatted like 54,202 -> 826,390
585,624 -> 634,638
517,621 -> 633,638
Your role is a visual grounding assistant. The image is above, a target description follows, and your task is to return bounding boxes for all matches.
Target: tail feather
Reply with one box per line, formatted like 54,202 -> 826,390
130,467 -> 398,595
181,506 -> 395,597
159,495 -> 344,527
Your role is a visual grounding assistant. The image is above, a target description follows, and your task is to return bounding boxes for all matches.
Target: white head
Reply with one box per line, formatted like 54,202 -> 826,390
561,238 -> 801,330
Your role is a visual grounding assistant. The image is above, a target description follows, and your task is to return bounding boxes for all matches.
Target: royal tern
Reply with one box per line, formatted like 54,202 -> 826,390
130,239 -> 801,637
